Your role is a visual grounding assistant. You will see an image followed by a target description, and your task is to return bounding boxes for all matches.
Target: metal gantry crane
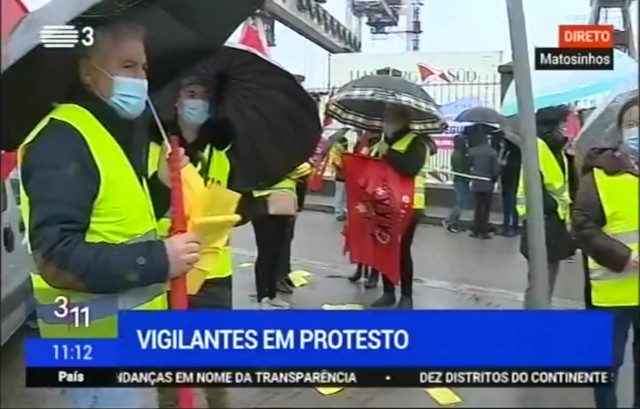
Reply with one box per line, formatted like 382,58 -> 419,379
589,0 -> 637,58
347,0 -> 423,51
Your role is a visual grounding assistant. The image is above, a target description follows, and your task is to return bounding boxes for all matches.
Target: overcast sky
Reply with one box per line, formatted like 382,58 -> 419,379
229,0 -> 638,88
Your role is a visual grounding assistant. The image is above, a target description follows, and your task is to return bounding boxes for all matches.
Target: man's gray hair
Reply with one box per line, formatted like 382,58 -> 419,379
79,21 -> 146,62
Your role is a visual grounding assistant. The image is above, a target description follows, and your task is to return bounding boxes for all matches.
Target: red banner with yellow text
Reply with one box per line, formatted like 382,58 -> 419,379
342,153 -> 414,284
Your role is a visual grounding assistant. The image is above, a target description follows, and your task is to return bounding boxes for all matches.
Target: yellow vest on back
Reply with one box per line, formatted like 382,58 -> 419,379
516,138 -> 570,220
371,132 -> 427,210
147,141 -> 233,281
19,104 -> 167,339
586,169 -> 638,307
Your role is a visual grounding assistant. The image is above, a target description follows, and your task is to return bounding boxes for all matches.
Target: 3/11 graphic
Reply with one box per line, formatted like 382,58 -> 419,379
39,25 -> 94,48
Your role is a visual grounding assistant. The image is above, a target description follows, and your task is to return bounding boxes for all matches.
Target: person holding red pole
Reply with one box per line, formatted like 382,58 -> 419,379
18,21 -> 200,408
369,108 -> 428,310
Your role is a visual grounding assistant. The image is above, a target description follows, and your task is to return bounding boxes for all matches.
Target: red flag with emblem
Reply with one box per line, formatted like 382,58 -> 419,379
238,17 -> 270,57
342,153 -> 414,284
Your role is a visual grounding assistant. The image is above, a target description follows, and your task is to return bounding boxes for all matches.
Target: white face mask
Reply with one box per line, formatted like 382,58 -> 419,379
622,126 -> 639,153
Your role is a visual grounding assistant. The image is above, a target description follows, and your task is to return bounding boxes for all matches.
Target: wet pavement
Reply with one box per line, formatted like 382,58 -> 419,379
1,211 -> 634,408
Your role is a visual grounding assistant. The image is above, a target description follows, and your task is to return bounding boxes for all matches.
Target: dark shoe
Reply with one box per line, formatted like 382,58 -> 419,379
336,214 -> 346,222
371,293 -> 396,308
396,295 -> 413,310
469,231 -> 479,238
364,271 -> 379,289
348,267 -> 363,282
504,228 -> 517,237
276,280 -> 293,294
447,225 -> 462,233
481,233 -> 493,240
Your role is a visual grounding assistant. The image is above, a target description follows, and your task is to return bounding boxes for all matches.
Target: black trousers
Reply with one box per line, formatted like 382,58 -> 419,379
276,216 -> 296,281
473,191 -> 493,235
382,214 -> 419,297
252,215 -> 294,300
500,175 -> 519,229
187,277 -> 232,310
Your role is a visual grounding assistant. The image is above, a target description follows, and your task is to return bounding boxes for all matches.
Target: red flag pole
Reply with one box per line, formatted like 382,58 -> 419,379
168,136 -> 194,409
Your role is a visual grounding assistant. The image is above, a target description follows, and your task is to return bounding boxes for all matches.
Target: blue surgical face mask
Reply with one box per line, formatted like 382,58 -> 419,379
622,126 -> 639,153
94,64 -> 148,119
180,99 -> 210,126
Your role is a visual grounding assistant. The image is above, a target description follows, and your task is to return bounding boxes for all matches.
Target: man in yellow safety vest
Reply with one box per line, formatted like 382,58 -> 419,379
369,107 -> 428,310
148,75 -> 240,311
18,22 -> 200,408
572,96 -> 638,409
516,105 -> 576,308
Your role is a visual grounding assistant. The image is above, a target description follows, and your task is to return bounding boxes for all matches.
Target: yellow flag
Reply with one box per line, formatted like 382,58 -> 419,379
199,183 -> 241,218
185,215 -> 240,294
180,164 -> 207,221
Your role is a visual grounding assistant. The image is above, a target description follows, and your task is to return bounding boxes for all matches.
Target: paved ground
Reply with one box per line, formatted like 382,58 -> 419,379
304,194 -> 506,228
1,211 -> 634,408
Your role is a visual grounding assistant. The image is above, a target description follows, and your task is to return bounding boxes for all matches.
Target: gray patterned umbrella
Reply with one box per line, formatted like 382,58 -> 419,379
325,75 -> 446,133
574,81 -> 638,157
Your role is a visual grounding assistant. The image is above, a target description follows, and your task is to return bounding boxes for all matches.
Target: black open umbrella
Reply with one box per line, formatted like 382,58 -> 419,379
176,44 -> 321,189
325,75 -> 446,133
454,106 -> 504,125
1,0 -> 264,150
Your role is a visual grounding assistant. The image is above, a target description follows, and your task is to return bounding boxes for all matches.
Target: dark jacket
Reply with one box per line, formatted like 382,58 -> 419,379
571,148 -> 638,272
382,128 -> 427,178
450,135 -> 470,182
519,138 -> 576,262
21,91 -> 170,293
468,142 -> 500,193
499,138 -> 521,187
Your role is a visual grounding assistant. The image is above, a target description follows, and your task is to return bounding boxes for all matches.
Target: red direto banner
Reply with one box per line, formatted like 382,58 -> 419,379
342,153 -> 414,284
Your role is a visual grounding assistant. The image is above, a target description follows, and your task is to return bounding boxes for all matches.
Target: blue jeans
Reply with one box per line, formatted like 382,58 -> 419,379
334,180 -> 346,217
63,388 -> 156,408
447,178 -> 469,225
593,308 -> 639,409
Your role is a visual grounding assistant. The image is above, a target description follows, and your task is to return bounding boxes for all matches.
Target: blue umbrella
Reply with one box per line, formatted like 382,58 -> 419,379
500,49 -> 638,116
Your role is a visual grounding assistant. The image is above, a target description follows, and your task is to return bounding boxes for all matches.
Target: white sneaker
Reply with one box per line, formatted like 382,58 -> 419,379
270,297 -> 291,309
258,298 -> 274,310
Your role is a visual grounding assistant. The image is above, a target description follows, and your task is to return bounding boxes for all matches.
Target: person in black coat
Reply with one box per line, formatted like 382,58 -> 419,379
466,125 -> 500,239
520,106 -> 577,308
498,136 -> 522,236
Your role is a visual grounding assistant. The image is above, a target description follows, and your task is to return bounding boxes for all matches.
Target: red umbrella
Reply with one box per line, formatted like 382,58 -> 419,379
167,136 -> 193,409
147,98 -> 194,408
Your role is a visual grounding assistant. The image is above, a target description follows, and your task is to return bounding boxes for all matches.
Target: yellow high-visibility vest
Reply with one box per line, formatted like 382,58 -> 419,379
19,104 -> 167,339
371,132 -> 427,210
252,163 -> 311,198
147,141 -> 233,280
586,169 -> 638,307
516,138 -> 570,221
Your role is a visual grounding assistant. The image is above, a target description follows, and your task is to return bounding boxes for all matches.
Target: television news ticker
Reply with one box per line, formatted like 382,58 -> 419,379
26,368 -> 612,388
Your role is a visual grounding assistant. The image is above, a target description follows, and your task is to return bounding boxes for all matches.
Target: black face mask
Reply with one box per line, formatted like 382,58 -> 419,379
548,134 -> 568,150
